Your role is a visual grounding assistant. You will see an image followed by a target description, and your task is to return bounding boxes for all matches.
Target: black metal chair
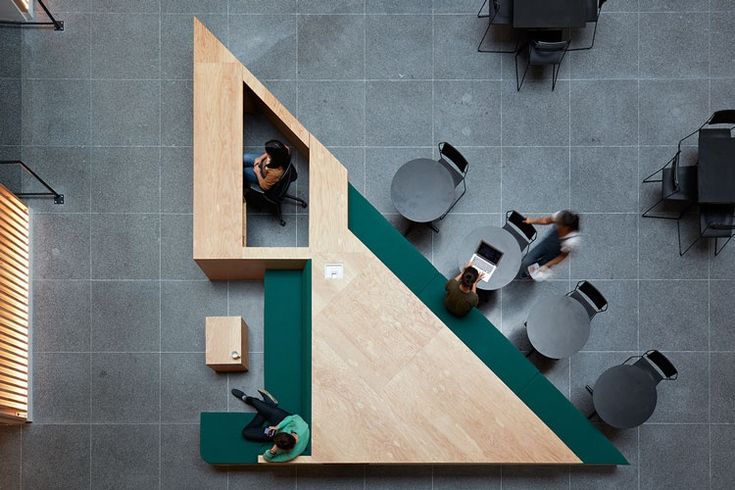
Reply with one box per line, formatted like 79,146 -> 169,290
706,109 -> 735,127
568,0 -> 608,51
680,204 -> 735,256
503,210 -> 537,255
515,34 -> 570,91
632,350 -> 678,384
642,151 -> 698,222
477,0 -> 517,53
245,162 -> 308,226
567,280 -> 607,320
437,142 -> 469,222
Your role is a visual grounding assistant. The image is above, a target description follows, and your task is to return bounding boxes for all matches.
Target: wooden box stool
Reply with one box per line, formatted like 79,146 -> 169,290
205,316 -> 249,372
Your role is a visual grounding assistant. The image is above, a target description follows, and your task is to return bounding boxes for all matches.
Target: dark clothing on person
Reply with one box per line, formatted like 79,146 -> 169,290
444,278 -> 479,317
241,396 -> 291,442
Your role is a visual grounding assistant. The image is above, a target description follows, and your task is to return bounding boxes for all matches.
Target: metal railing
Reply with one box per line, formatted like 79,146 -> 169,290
0,160 -> 64,204
0,0 -> 63,31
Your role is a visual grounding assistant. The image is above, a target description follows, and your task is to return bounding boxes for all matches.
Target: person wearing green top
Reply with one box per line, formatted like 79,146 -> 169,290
231,388 -> 310,463
444,264 -> 482,317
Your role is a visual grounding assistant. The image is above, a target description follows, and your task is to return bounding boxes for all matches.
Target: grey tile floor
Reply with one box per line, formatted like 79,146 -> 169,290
1,0 -> 734,488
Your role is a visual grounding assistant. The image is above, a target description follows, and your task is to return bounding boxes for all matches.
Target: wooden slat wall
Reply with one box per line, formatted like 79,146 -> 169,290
0,184 -> 29,423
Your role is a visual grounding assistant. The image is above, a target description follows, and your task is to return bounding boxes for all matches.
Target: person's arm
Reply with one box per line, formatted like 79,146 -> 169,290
523,215 -> 554,225
542,252 -> 569,270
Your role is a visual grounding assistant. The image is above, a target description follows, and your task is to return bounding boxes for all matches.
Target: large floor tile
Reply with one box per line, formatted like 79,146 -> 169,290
299,0 -> 363,13
22,13 -> 89,79
639,214 -> 710,279
227,353 -> 265,412
570,427 -> 638,489
161,214 -> 207,280
32,352 -> 90,423
711,280 -> 735,350
501,466 -> 570,490
297,465 -> 365,490
91,13 -> 160,79
501,146 -> 569,213
639,424 -> 709,490
365,465 -> 432,489
297,81 -> 365,146
711,352 -> 735,423
366,81 -> 433,146
161,13 -> 228,79
0,79 -> 21,146
244,81 -> 299,146
92,0 -> 159,13
638,80 -> 709,146
32,280 -> 90,352
161,353 -> 227,422
227,280 -> 265,353
228,15 -> 298,80
91,280 -> 160,351
647,352 -> 709,423
20,145 -> 90,213
582,280 -> 639,351
227,466 -> 296,489
571,213 -> 639,280
711,12 -> 735,78
434,80 -> 501,147
445,146 -> 501,214
91,424 -> 160,490
639,280 -> 708,351
162,80 -> 193,146
366,0 -> 430,13
569,13 -> 638,79
364,146 -> 434,213
246,214 -> 298,247
21,425 -> 90,490
22,79 -> 90,146
229,0 -> 296,13
161,280 -> 228,351
329,146 -> 365,192
91,213 -> 160,280
366,14 -> 432,80
161,146 -> 193,213
0,28 -> 20,78
639,0 -> 708,12
90,80 -> 161,146
433,14 -> 501,79
570,146 -> 638,213
570,80 -> 638,146
90,352 -> 161,423
0,425 -> 20,490
161,0 -> 226,13
711,424 -> 735,490
433,465 -> 501,489
639,13 -> 708,79
90,146 -> 160,213
501,79 -> 569,146
31,213 -> 90,280
160,424 -> 228,490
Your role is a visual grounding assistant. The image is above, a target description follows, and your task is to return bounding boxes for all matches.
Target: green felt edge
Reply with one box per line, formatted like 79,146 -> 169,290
347,183 -> 627,466
201,264 -> 312,464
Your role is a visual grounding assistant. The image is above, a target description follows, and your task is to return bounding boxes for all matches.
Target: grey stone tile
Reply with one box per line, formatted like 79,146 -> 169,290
639,13 -> 708,79
639,215 -> 710,279
299,0 -> 363,13
298,81 -> 365,146
501,280 -> 569,349
0,28 -> 20,78
581,280 -> 639,352
0,80 -> 21,146
21,13 -> 89,79
433,0 -> 479,13
434,80 -> 502,147
366,14 -> 432,80
329,146 -> 365,192
711,12 -> 735,78
36,0 -> 90,12
161,280 -> 228,351
297,465 -> 365,490
246,214 -> 297,246
384,212 -> 434,258
91,0 -> 160,13
161,146 -> 193,213
364,146 -> 434,213
502,466 -> 569,490
445,146 -> 501,214
162,79 -> 193,146
711,281 -> 735,350
502,80 -> 570,146
638,80 -> 709,145
434,14 -> 501,79
21,425 -> 90,490
91,353 -> 160,423
366,81 -> 433,146
366,0 -> 431,13
32,352 -> 90,423
244,80 -> 299,147
228,14 -> 298,80
570,213 -> 638,280
365,465 -> 432,489
229,0 -> 296,13
570,351 -> 637,417
298,15 -> 364,80
91,214 -> 160,279
570,146 -> 639,213
711,79 -> 735,118
90,146 -> 160,213
227,352 -> 265,412
711,352 -> 735,423
639,424 -> 709,490
712,0 -> 735,9
31,213 -> 90,280
0,425 -> 20,490
90,80 -> 161,146
91,424 -> 160,490
431,213 -> 503,279
646,352 -> 709,423
433,465 -> 501,489
712,424 -> 735,490
91,280 -> 160,351
639,280 -> 708,351
162,0 -> 226,13
570,80 -> 637,146
569,13 -> 638,79
162,214 -> 207,280
227,466 -> 296,489
227,281 -> 264,353
160,424 -> 228,490
501,146 -> 569,213
161,13 -> 228,79
20,145 -> 90,214
297,214 -> 309,246
22,79 -> 89,146
161,353 -> 227,423
570,426 -> 638,489
91,13 -> 160,79
32,280 -> 90,352
639,0 -> 707,11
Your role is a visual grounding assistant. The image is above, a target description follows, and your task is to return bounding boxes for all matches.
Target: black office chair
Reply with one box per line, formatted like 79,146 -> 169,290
632,350 -> 678,384
642,151 -> 698,222
245,162 -> 308,226
680,204 -> 735,256
706,109 -> 735,128
437,142 -> 469,222
568,0 -> 608,51
477,0 -> 517,53
503,210 -> 537,255
515,34 -> 570,91
567,280 -> 607,320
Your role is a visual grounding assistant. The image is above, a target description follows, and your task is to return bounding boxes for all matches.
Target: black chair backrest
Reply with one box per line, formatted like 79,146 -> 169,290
584,0 -> 599,21
707,110 -> 735,126
503,210 -> 537,251
438,142 -> 469,187
529,40 -> 569,65
264,162 -> 298,202
634,350 -> 677,383
569,280 -> 607,319
497,0 -> 513,20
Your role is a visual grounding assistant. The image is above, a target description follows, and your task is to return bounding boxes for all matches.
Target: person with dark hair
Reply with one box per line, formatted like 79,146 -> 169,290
231,387 -> 310,463
243,139 -> 291,192
519,210 -> 581,279
444,264 -> 482,317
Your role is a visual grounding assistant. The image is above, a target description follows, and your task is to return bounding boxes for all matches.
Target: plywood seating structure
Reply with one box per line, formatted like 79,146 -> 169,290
193,18 -> 626,465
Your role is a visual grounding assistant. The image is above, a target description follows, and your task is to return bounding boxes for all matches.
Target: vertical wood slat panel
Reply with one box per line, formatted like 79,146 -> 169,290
0,184 -> 29,423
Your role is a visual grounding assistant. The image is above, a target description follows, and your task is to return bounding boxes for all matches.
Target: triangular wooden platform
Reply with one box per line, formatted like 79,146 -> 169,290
192,18 -> 626,465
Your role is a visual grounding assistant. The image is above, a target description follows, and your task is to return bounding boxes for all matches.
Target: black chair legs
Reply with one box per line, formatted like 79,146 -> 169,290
715,235 -> 734,256
284,193 -> 308,209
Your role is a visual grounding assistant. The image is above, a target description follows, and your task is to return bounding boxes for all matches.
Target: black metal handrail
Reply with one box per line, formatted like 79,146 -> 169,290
0,160 -> 64,204
0,0 -> 63,31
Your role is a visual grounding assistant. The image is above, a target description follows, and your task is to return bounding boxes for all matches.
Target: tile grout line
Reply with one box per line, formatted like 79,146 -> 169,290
636,2 -> 641,488
87,8 -> 93,489
707,1 -> 712,486
158,0 -> 163,488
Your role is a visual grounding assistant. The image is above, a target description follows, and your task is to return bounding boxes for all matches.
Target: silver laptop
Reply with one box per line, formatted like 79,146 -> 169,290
470,241 -> 504,282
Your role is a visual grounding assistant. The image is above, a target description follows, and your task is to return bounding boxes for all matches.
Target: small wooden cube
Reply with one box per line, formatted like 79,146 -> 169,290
205,316 -> 249,372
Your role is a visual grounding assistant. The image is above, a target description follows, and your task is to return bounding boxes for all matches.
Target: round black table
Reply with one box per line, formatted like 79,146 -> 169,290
456,226 -> 522,291
390,158 -> 455,224
526,295 -> 590,359
593,364 -> 658,429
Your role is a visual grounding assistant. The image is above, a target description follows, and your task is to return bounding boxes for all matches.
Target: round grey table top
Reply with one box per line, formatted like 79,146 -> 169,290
593,364 -> 658,429
526,295 -> 591,359
390,158 -> 456,223
456,226 -> 522,291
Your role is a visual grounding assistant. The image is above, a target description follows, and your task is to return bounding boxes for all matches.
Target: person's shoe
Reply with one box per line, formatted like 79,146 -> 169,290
258,388 -> 278,406
231,388 -> 247,401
